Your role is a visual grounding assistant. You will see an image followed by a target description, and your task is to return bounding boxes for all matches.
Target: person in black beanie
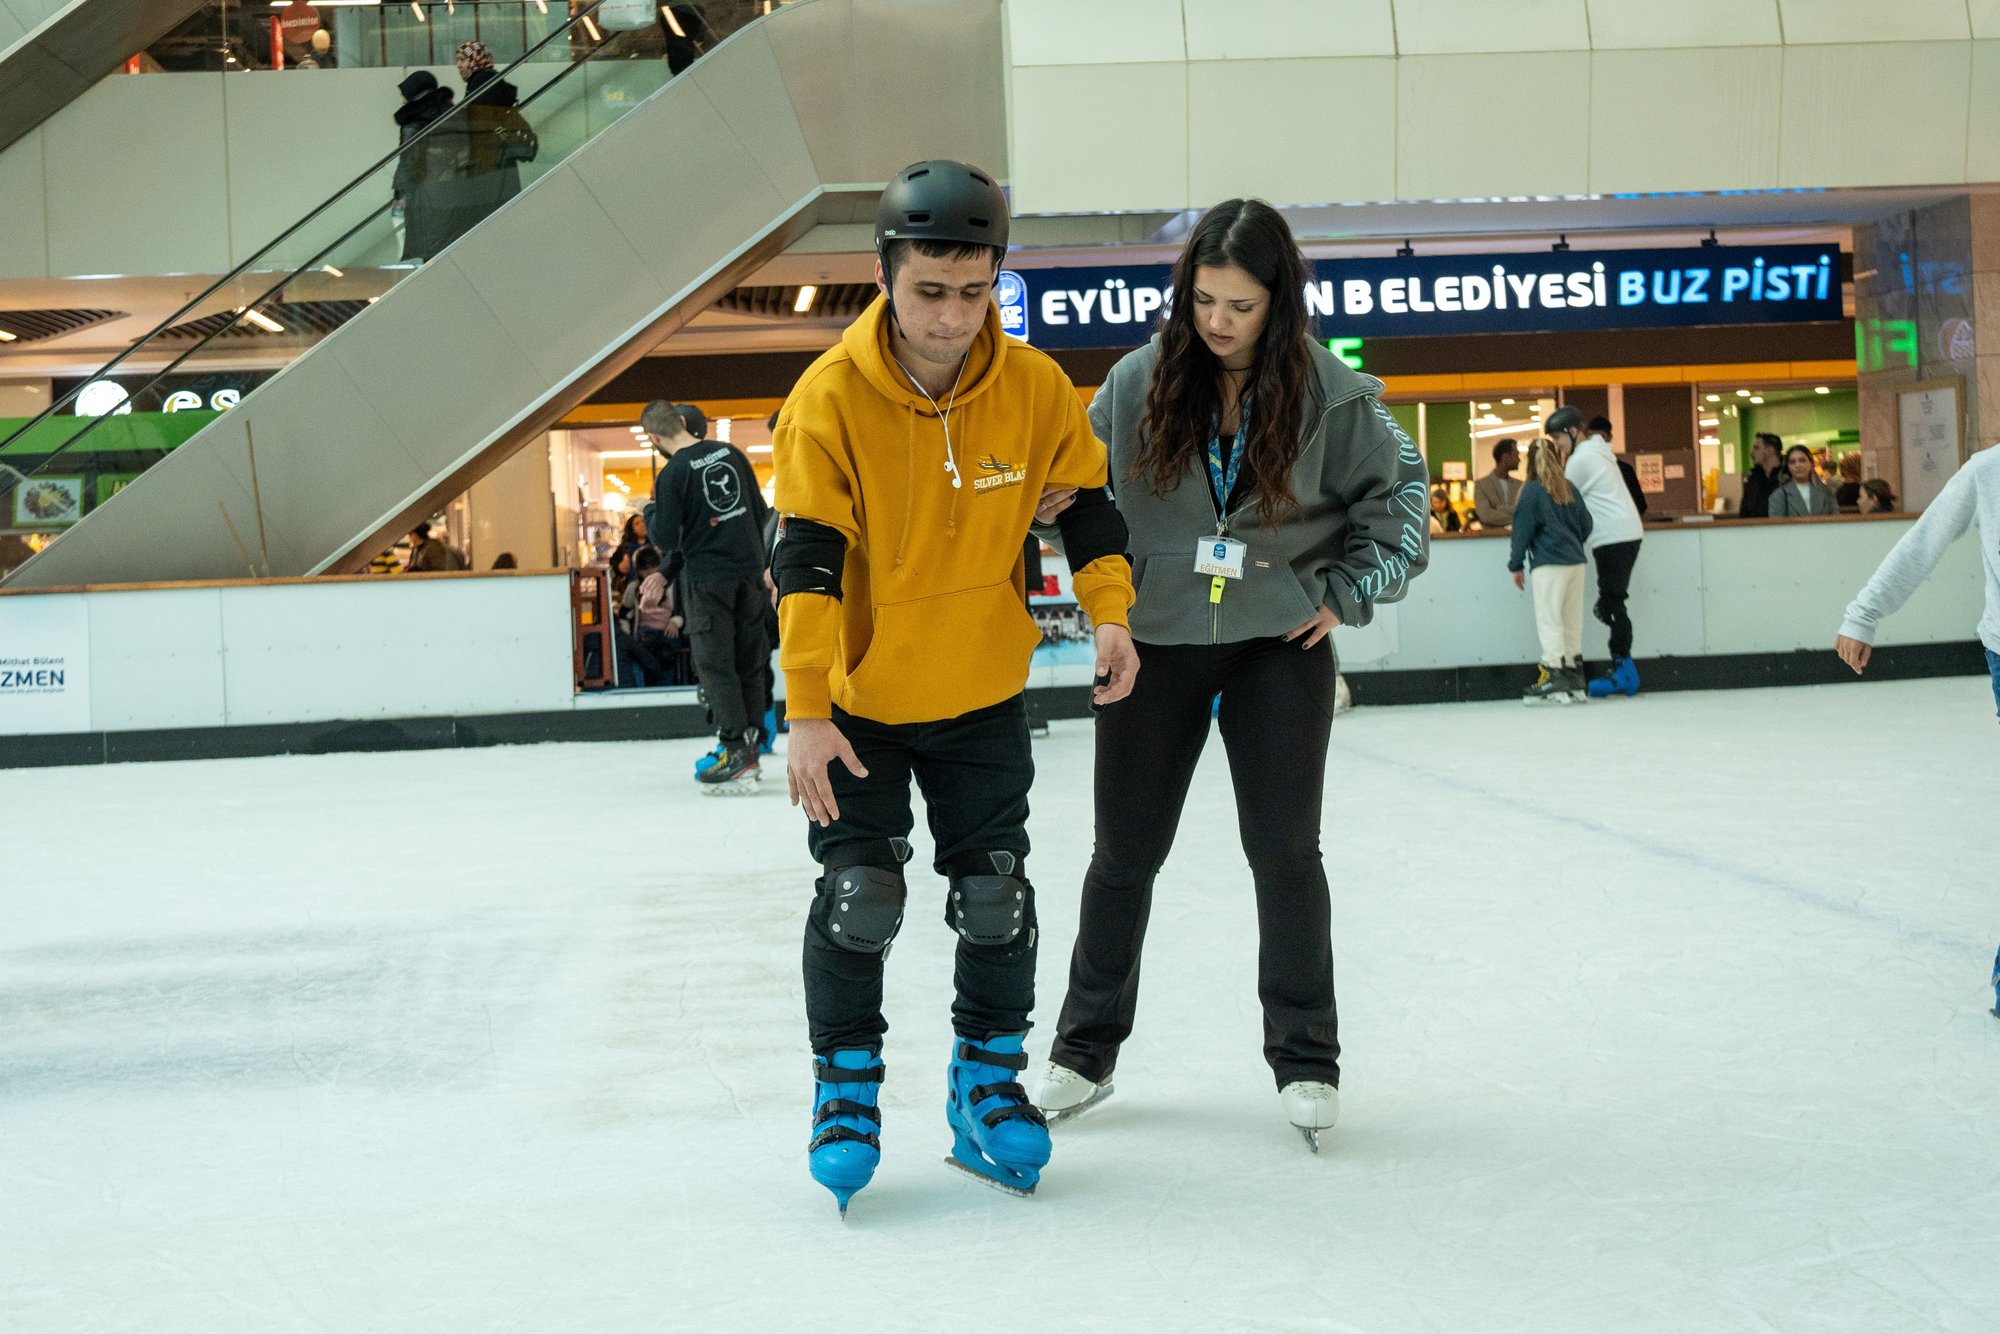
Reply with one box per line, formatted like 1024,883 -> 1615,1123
391,71 -> 456,262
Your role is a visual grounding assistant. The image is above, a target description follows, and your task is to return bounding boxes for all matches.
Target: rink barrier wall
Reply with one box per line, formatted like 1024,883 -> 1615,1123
0,517 -> 1988,769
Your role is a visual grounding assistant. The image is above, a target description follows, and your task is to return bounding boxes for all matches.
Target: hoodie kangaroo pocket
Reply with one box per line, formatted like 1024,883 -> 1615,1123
842,580 -> 1043,722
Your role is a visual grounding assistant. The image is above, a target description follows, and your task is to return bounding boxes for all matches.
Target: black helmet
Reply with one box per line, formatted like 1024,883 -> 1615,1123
1546,405 -> 1586,435
874,160 -> 1009,254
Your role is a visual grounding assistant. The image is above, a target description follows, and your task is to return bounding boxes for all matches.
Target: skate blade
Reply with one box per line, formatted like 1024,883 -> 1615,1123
943,1153 -> 1036,1198
1041,1082 -> 1114,1127
1295,1125 -> 1322,1154
699,774 -> 763,797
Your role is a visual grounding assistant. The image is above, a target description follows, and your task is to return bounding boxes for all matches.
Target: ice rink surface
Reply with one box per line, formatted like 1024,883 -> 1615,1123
6,676 -> 1998,1333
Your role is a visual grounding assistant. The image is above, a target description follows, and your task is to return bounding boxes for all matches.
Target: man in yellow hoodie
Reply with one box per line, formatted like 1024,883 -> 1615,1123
773,160 -> 1138,1214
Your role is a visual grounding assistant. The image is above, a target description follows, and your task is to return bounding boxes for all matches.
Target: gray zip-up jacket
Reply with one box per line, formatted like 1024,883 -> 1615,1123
1068,337 -> 1429,645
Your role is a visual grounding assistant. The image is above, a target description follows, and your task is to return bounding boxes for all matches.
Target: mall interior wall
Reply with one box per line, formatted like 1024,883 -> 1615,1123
1004,1 -> 2000,213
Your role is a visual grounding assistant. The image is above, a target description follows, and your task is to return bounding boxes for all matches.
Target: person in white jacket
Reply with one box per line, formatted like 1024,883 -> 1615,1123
1836,444 -> 2000,714
1548,405 -> 1645,696
1834,443 -> 2000,1019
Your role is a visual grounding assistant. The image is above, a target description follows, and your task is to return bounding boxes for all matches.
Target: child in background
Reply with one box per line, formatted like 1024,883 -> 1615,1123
1508,436 -> 1594,704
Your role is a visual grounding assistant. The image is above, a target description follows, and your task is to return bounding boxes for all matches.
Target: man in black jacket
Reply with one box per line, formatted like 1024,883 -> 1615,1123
1739,432 -> 1786,519
644,400 -> 772,788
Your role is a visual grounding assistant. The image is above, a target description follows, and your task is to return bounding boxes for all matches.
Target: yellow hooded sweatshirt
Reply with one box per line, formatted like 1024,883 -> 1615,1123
774,295 -> 1134,725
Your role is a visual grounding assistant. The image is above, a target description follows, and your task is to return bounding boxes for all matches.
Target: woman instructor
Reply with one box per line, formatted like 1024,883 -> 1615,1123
1034,199 -> 1430,1148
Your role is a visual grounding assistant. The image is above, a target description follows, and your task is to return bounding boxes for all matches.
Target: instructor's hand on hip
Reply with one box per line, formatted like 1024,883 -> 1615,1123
786,717 -> 867,827
1284,604 -> 1342,650
1835,634 -> 1871,675
1092,623 -> 1139,707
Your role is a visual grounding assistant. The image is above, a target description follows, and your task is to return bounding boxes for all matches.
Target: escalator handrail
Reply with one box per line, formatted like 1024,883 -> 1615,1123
0,0 -> 608,467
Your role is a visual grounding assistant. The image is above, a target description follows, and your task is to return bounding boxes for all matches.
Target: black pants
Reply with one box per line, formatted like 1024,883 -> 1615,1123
1590,540 -> 1641,660
803,696 -> 1038,1055
684,570 -> 769,739
1051,637 -> 1340,1089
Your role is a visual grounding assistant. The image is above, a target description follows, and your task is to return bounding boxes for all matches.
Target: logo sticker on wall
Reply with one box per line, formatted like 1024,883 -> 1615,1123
996,271 -> 1029,342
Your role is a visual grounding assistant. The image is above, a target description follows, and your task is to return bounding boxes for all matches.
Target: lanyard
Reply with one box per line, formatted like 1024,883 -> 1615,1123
1205,399 -> 1249,532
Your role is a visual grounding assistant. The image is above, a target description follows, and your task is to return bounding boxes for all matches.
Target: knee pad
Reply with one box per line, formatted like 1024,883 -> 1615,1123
948,851 -> 1032,947
821,859 -> 907,955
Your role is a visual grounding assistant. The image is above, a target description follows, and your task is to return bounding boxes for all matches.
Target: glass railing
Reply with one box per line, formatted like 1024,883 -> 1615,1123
0,0 -> 757,552
129,1 -> 731,73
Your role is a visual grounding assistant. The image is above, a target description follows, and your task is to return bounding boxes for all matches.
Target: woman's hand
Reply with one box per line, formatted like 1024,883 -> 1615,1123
1036,486 -> 1077,525
1512,569 -> 1525,591
1283,604 -> 1342,650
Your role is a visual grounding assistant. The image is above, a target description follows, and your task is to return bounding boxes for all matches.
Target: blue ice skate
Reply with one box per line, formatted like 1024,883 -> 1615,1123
1586,656 -> 1641,698
944,1035 -> 1051,1197
810,1049 -> 884,1218
694,741 -> 727,777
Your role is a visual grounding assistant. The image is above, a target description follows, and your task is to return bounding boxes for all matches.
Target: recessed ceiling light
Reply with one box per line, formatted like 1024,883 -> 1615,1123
1705,394 -> 1720,402
1736,390 -> 1751,397
794,285 -> 818,314
1500,399 -> 1514,405
0,328 -> 16,342
1814,386 -> 1830,394
1749,396 -> 1764,404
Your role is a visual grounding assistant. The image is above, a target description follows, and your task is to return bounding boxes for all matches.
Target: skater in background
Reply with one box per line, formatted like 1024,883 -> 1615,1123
1551,405 -> 1644,696
643,400 -> 771,786
1590,417 -> 1648,519
772,160 -> 1138,1213
1834,442 -> 2000,1016
1033,197 -> 1429,1150
1507,436 -> 1593,704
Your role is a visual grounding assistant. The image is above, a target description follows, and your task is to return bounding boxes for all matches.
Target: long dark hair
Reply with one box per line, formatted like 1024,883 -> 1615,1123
1135,199 -> 1320,526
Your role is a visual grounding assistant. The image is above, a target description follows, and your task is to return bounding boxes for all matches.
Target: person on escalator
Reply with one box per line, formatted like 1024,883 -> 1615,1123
391,71 -> 457,263
445,42 -> 538,245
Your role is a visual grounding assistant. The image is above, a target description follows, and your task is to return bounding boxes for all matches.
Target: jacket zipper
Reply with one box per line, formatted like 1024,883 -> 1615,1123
1197,383 -> 1371,646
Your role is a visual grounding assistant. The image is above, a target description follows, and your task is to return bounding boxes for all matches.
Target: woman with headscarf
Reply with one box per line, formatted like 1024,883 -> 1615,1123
442,42 -> 539,245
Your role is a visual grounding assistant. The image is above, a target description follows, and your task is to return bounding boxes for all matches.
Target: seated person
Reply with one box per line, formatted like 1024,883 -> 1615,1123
1768,445 -> 1839,517
1429,482 -> 1462,534
1857,478 -> 1898,514
1835,452 -> 1864,511
632,547 -> 683,646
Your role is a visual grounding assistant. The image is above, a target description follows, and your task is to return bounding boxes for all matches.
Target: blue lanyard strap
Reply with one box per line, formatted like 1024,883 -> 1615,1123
1205,400 -> 1249,523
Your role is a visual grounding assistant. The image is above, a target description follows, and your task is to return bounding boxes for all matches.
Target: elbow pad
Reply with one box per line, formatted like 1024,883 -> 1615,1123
774,517 -> 846,599
1052,487 -> 1130,574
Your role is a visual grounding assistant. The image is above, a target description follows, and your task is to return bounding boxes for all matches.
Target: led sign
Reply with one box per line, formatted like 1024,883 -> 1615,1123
1008,245 -> 1844,350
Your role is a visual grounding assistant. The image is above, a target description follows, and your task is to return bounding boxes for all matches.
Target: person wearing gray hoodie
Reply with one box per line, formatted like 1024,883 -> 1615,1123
1032,199 -> 1430,1148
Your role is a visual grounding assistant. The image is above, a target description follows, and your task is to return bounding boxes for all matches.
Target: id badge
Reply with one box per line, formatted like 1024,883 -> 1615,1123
1194,537 -> 1247,579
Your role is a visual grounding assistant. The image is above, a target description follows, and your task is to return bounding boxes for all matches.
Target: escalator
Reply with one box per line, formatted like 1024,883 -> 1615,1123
2,0 -> 1006,589
0,0 -> 209,153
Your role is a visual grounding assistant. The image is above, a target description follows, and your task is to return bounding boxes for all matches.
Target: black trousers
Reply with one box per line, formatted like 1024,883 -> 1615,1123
684,570 -> 769,739
803,696 -> 1038,1055
1590,539 -> 1642,661
1051,636 -> 1340,1089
